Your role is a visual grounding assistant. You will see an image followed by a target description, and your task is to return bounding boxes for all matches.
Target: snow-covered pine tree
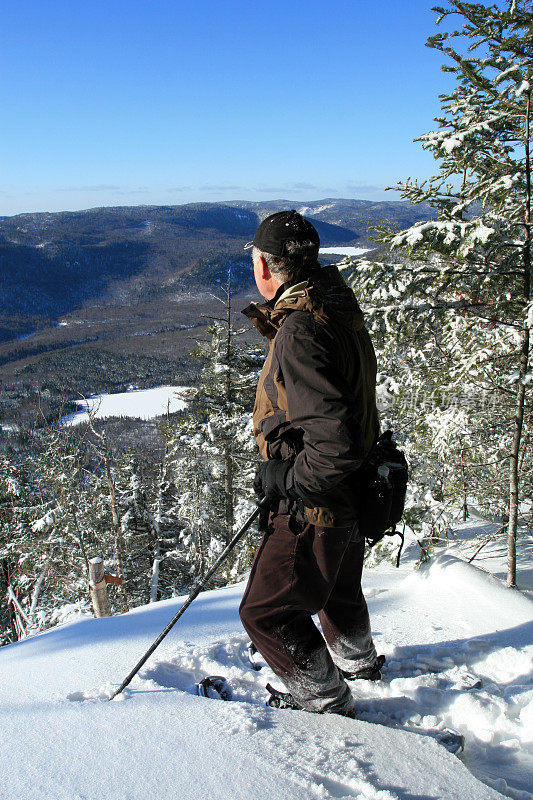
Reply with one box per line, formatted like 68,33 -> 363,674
0,425 -> 114,637
340,252 -> 459,563
170,270 -> 262,586
118,456 -> 157,606
341,248 -> 518,560
87,424 -> 130,611
170,431 -> 224,584
148,431 -> 187,601
377,0 -> 532,585
0,454 -> 34,642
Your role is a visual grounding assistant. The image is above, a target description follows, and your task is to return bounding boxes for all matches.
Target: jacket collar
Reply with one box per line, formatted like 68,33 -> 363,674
241,277 -> 309,340
242,264 -> 363,339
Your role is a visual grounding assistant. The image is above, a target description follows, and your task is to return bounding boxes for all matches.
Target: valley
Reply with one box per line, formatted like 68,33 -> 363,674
0,198 -> 430,428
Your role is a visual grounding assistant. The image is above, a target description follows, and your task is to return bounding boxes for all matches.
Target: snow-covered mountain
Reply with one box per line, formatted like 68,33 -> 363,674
0,199 -> 429,332
1,524 -> 531,800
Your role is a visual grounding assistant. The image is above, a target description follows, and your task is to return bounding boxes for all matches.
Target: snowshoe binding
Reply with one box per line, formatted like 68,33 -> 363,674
265,683 -> 304,711
460,671 -> 483,690
436,728 -> 465,754
342,654 -> 386,682
246,641 -> 262,671
195,675 -> 232,701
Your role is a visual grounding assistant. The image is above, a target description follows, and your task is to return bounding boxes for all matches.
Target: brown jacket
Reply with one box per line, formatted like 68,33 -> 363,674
242,264 -> 380,528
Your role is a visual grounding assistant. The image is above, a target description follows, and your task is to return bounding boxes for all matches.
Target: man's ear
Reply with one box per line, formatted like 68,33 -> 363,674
257,254 -> 270,281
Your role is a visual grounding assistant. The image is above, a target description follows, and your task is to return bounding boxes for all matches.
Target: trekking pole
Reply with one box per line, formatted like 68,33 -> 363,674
108,501 -> 265,701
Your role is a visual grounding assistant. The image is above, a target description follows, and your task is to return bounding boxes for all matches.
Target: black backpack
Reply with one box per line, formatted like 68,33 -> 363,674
355,430 -> 409,566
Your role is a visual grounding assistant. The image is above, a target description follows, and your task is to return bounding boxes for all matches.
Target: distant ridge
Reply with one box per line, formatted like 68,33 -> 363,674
0,198 -> 432,339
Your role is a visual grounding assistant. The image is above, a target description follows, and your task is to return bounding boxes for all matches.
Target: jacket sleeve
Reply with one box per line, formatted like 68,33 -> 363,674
275,311 -> 368,500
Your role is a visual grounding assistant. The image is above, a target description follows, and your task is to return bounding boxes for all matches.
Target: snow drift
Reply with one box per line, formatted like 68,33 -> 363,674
0,550 -> 531,800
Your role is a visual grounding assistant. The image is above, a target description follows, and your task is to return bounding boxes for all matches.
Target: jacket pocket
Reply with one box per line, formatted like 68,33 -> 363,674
261,409 -> 290,441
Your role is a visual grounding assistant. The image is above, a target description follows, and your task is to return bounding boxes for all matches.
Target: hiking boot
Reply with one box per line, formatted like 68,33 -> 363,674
266,683 -> 356,718
339,706 -> 356,719
341,654 -> 386,682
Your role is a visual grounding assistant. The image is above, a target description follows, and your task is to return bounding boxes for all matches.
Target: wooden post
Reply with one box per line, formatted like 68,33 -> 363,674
89,557 -> 111,618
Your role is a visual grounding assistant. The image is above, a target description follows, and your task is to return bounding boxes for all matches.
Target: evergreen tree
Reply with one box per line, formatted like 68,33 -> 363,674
0,454 -> 33,642
118,456 -> 157,606
376,0 -> 532,585
149,431 -> 186,601
343,251 -> 519,542
0,425 -> 112,638
170,271 -> 262,586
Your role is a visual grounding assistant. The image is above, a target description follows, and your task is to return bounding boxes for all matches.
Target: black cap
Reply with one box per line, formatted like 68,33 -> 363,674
245,210 -> 320,257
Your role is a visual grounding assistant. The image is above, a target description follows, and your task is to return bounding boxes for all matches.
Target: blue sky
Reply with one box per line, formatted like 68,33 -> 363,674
1,0 -> 454,216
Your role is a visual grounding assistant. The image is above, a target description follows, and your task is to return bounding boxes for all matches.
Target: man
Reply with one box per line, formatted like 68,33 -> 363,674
240,210 -> 382,718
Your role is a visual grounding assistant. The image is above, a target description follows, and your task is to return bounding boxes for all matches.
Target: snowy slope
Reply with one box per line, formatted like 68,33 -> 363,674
1,544 -> 531,800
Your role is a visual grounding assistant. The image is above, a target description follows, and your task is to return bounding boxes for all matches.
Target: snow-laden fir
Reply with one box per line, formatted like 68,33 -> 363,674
1,523 -> 531,800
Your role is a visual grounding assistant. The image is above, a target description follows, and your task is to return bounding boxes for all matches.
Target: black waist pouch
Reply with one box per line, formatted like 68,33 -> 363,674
355,430 -> 408,549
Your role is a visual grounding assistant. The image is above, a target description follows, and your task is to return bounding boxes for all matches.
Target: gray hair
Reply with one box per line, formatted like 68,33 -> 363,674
253,240 -> 320,284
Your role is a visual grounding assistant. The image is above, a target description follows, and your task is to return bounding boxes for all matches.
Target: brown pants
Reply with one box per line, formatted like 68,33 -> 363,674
239,514 -> 376,715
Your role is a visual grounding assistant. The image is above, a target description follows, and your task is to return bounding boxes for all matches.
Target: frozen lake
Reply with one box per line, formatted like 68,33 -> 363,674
63,385 -> 189,426
319,246 -> 373,257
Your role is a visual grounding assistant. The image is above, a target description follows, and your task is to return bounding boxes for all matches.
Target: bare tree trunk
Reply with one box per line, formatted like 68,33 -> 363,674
7,586 -> 30,639
2,562 -> 19,641
224,268 -> 235,545
224,444 -> 234,546
508,92 -> 532,588
150,546 -> 162,604
71,508 -> 90,575
150,444 -> 169,602
150,468 -> 163,604
508,350 -> 528,587
197,526 -> 205,578
461,447 -> 469,521
101,432 -> 129,611
28,562 -> 49,627
196,476 -> 205,578
517,422 -> 530,475
8,602 -> 19,642
88,418 -> 130,611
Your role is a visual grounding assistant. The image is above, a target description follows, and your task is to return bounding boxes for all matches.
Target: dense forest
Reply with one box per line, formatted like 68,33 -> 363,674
1,1 -> 531,648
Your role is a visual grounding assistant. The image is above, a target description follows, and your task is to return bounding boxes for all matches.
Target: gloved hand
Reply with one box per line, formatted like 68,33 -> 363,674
254,460 -> 298,531
254,460 -> 295,502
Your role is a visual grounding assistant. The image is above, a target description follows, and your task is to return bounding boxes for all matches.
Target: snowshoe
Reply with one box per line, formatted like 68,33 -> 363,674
246,641 -> 262,671
342,654 -> 386,682
195,675 -> 232,701
265,683 -> 304,711
435,728 -> 465,754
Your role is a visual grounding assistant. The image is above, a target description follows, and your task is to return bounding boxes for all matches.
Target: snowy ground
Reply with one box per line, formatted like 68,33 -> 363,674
62,385 -> 189,426
1,524 -> 531,800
